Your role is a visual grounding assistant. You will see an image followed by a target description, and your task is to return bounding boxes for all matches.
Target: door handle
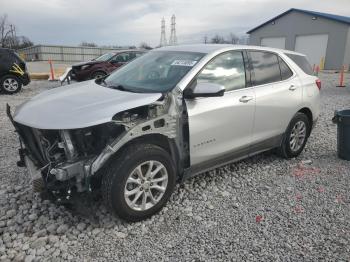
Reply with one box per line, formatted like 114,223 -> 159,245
239,96 -> 254,103
289,84 -> 297,91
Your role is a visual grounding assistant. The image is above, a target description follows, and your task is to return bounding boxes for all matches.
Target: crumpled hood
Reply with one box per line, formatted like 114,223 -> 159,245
72,60 -> 103,67
13,80 -> 162,129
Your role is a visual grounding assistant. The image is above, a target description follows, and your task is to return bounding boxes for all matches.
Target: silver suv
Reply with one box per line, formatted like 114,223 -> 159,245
8,44 -> 320,221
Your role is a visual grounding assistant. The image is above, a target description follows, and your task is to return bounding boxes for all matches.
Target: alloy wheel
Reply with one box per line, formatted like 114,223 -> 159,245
289,121 -> 306,152
3,78 -> 19,92
124,160 -> 168,211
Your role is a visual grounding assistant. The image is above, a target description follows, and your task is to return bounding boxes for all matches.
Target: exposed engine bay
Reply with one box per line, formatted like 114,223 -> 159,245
7,90 -> 188,200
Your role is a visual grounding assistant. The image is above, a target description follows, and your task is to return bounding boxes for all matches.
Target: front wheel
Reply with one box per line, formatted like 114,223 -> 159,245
278,112 -> 311,158
102,144 -> 176,222
91,71 -> 106,80
0,75 -> 22,94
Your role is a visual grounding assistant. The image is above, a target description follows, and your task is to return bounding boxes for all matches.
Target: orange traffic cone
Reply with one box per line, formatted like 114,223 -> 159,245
337,65 -> 346,87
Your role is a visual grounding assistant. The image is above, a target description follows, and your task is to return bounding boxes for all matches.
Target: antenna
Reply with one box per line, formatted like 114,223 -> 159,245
160,17 -> 167,47
169,15 -> 177,45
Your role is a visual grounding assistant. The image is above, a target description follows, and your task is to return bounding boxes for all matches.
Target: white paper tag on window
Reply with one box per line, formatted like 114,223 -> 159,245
171,60 -> 197,66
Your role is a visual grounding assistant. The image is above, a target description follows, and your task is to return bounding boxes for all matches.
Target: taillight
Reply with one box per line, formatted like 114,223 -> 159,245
316,79 -> 321,90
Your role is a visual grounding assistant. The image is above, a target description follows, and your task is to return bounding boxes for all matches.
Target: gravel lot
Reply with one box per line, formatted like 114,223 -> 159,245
1,73 -> 350,261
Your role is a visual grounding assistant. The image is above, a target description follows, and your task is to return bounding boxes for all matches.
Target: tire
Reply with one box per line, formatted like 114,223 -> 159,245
91,71 -> 106,79
102,143 -> 176,222
278,112 -> 311,159
0,75 -> 22,94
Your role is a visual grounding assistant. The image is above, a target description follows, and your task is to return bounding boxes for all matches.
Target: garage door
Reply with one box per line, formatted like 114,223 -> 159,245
261,37 -> 286,49
295,34 -> 328,67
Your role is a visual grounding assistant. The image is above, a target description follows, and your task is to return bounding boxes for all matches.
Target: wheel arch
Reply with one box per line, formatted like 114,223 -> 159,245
103,134 -> 181,177
297,107 -> 313,132
91,70 -> 107,79
1,73 -> 22,81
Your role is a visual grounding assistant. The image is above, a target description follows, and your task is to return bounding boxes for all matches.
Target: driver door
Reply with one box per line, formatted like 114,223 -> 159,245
185,51 -> 255,166
110,53 -> 129,68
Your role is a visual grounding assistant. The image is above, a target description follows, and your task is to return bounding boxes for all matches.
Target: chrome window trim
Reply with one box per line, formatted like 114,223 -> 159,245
177,47 -> 300,93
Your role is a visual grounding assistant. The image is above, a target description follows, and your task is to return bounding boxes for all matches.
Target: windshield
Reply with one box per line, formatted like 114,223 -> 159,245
104,51 -> 205,93
95,52 -> 115,61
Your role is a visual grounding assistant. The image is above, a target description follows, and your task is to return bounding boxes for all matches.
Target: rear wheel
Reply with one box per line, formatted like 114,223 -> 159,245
278,112 -> 310,158
102,144 -> 176,222
91,71 -> 106,80
0,75 -> 22,94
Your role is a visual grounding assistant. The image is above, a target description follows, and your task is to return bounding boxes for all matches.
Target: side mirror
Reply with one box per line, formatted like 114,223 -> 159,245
184,81 -> 225,99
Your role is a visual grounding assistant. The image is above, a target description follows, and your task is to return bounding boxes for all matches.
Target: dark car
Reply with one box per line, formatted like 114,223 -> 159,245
0,48 -> 30,94
70,50 -> 145,81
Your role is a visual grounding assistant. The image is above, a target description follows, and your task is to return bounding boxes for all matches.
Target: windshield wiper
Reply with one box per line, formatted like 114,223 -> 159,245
108,84 -> 128,91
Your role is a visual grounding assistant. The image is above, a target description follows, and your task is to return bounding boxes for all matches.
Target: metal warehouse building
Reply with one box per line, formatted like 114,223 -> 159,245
248,8 -> 350,70
18,45 -> 127,62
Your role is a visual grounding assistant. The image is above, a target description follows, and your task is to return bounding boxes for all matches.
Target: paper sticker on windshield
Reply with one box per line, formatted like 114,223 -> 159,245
171,60 -> 197,67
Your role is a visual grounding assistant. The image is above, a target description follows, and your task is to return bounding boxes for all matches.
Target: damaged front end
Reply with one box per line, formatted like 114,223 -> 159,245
7,90 -> 185,200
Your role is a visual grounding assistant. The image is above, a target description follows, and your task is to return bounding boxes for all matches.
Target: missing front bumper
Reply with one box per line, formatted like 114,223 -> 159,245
24,155 -> 45,192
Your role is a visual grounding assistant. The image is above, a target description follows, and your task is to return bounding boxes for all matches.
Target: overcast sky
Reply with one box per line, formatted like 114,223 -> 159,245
1,0 -> 349,47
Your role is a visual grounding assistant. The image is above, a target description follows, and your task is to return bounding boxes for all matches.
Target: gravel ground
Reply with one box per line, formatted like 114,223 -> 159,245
1,73 -> 350,261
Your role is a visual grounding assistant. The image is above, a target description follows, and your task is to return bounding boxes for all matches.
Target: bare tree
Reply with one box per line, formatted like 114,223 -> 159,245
0,14 -> 14,48
203,35 -> 208,44
80,41 -> 98,47
228,33 -> 239,44
139,42 -> 152,50
0,14 -> 33,49
238,35 -> 249,45
211,34 -> 226,44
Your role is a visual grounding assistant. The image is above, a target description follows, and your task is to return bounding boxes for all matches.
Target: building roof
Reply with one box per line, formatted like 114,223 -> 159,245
247,8 -> 350,34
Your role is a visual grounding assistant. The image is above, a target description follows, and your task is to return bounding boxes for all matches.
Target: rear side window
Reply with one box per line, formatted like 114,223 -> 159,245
285,53 -> 313,75
13,52 -> 25,63
249,51 -> 281,85
278,57 -> 293,80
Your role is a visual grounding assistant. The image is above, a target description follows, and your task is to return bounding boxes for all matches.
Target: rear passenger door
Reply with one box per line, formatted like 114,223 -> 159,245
248,51 -> 302,151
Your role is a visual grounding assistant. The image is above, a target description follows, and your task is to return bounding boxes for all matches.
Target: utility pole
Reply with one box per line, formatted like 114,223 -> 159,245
159,17 -> 167,47
169,15 -> 177,45
9,24 -> 13,48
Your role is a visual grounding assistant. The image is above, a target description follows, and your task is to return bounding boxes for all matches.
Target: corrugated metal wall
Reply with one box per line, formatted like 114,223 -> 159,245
18,45 -> 126,62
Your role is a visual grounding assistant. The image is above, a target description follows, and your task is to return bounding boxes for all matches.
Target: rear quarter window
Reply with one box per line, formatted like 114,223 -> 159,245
278,57 -> 293,80
285,53 -> 313,75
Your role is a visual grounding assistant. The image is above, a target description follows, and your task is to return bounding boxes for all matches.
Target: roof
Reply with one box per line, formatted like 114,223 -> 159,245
247,8 -> 350,34
153,44 -> 305,56
155,44 -> 234,53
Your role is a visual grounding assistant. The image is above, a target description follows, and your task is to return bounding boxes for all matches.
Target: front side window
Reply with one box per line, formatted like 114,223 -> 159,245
104,51 -> 205,93
126,52 -> 144,62
250,51 -> 281,85
197,51 -> 246,91
111,53 -> 130,63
